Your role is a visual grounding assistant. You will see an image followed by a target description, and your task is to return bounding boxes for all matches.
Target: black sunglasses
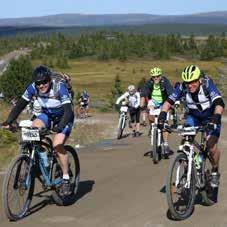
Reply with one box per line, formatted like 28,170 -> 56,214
35,79 -> 50,86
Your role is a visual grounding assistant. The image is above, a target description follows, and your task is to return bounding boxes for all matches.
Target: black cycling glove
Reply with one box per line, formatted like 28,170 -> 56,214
158,111 -> 167,130
208,113 -> 221,130
209,113 -> 221,124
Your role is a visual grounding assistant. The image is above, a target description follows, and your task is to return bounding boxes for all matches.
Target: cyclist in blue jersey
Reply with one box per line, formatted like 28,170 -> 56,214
2,65 -> 74,196
158,65 -> 225,188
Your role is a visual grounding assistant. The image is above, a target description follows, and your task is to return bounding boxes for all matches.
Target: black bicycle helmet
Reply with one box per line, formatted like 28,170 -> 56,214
32,65 -> 51,83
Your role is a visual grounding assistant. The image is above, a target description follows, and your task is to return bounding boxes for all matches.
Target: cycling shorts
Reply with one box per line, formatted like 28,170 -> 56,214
184,115 -> 221,138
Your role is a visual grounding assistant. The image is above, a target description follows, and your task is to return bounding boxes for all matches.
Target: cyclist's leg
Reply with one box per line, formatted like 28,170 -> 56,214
31,113 -> 48,128
129,112 -> 136,136
53,122 -> 74,195
135,108 -> 141,136
206,123 -> 221,187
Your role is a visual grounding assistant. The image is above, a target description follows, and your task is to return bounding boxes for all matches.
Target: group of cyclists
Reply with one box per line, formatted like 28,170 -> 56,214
1,63 -> 225,207
116,64 -> 224,188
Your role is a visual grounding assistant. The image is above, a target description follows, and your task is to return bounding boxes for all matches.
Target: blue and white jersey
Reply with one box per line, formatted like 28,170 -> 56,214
22,80 -> 71,116
168,78 -> 222,118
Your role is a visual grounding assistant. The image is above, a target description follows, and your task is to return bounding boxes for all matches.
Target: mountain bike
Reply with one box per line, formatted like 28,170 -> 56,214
2,120 -> 80,221
149,108 -> 169,164
165,124 -> 216,220
117,104 -> 128,139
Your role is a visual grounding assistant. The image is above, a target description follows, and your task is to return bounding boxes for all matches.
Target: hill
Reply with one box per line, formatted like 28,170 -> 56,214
1,11 -> 227,27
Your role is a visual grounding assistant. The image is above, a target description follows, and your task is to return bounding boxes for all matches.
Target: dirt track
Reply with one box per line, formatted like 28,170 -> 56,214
1,115 -> 227,227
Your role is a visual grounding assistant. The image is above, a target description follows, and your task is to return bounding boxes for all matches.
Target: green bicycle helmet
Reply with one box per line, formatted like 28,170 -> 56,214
181,65 -> 201,82
150,67 -> 162,77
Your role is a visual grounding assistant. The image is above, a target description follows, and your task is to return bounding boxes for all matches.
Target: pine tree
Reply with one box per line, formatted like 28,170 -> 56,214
0,56 -> 33,101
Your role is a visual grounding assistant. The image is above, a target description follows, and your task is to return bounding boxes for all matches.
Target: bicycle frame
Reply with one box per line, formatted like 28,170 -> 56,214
175,126 -> 207,189
20,130 -> 63,190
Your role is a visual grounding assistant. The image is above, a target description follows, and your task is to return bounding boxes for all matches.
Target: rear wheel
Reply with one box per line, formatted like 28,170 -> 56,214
2,154 -> 35,221
51,146 -> 80,206
166,152 -> 196,220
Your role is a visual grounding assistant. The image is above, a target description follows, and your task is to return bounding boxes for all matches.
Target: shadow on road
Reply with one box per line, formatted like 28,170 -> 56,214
24,180 -> 95,219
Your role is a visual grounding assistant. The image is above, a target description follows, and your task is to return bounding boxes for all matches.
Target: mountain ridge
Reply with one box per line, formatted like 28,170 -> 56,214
1,11 -> 227,27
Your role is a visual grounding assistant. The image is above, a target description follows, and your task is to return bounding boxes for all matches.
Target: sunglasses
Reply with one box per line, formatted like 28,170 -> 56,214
153,75 -> 161,79
35,79 -> 50,86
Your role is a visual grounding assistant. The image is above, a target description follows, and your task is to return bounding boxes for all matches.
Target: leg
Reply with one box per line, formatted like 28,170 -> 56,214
53,134 -> 69,177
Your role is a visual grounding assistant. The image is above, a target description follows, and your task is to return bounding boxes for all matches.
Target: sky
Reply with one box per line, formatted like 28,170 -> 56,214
1,0 -> 227,19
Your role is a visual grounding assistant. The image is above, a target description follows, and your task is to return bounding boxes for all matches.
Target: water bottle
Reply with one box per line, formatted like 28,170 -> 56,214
194,153 -> 203,170
39,149 -> 49,168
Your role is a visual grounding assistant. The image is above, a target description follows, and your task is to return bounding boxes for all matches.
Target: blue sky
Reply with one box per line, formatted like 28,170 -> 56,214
1,0 -> 227,19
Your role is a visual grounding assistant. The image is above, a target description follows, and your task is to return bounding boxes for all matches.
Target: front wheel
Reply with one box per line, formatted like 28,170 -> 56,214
2,154 -> 35,221
51,145 -> 80,206
151,128 -> 159,164
117,115 -> 124,139
166,152 -> 196,220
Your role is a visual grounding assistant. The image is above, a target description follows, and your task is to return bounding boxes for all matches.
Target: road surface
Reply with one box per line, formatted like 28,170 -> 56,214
1,119 -> 227,227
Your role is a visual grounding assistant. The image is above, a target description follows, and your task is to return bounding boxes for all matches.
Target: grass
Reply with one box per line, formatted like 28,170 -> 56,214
52,57 -> 225,102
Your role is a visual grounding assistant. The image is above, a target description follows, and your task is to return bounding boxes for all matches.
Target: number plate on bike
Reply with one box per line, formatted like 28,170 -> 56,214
120,106 -> 128,112
21,128 -> 40,141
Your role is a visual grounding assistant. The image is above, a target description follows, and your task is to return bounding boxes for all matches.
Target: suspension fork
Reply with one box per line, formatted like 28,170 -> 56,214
185,144 -> 194,188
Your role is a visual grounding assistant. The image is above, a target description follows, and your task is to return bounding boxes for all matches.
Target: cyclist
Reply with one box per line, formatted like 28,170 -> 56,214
158,65 -> 225,188
78,90 -> 90,117
140,67 -> 173,152
2,65 -> 74,196
116,85 -> 141,137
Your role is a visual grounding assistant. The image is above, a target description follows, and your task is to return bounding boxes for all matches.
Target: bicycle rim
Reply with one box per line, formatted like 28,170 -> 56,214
166,152 -> 196,220
2,154 -> 34,221
51,145 -> 80,205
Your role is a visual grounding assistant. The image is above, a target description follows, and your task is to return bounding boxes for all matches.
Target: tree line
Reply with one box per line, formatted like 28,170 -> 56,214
1,31 -> 227,63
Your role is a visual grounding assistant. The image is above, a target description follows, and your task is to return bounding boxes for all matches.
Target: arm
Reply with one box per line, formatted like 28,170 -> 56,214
116,92 -> 128,105
5,98 -> 29,124
58,103 -> 74,129
5,83 -> 35,124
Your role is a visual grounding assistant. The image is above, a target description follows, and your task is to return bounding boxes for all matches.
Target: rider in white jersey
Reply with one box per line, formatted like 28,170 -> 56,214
116,85 -> 141,137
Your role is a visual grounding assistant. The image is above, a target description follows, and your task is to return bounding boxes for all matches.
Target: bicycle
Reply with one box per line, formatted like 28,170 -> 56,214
149,108 -> 169,164
165,124 -> 216,220
2,120 -> 80,221
117,103 -> 128,139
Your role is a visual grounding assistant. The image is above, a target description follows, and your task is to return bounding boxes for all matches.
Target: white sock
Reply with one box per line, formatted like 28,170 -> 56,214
63,174 -> 70,180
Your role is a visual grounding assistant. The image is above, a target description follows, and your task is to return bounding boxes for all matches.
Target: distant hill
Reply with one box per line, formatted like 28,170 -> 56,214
1,11 -> 227,27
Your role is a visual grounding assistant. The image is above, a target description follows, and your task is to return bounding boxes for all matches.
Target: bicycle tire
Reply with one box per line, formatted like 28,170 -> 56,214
166,152 -> 196,220
152,128 -> 159,164
117,116 -> 124,139
51,145 -> 80,206
2,154 -> 35,221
